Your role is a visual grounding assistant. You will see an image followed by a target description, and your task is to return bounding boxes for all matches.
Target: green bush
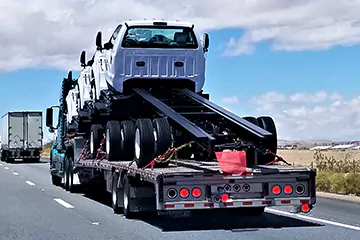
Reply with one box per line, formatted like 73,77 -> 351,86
316,171 -> 360,196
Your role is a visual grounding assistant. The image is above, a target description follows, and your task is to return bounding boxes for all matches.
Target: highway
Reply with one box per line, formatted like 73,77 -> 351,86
0,159 -> 359,240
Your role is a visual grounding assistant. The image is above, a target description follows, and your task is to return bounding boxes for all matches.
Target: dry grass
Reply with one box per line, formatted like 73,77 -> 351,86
278,149 -> 360,195
278,149 -> 360,167
40,144 -> 52,158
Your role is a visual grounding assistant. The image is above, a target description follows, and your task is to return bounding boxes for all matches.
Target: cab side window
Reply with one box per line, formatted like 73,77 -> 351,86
105,25 -> 122,50
110,25 -> 122,45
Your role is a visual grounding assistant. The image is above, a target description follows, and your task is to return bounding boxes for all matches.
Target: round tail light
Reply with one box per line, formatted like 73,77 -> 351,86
242,183 -> 250,192
284,185 -> 293,195
221,193 -> 229,202
179,188 -> 189,198
167,188 -> 177,199
224,184 -> 231,192
296,184 -> 305,194
233,184 -> 241,192
272,185 -> 281,195
191,187 -> 202,198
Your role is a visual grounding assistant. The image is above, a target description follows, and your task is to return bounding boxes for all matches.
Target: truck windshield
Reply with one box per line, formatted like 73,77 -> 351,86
121,26 -> 198,49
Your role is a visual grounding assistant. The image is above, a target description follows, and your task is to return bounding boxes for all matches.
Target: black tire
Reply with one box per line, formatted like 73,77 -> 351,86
51,174 -> 62,186
257,116 -> 277,165
68,156 -> 75,193
243,116 -> 259,126
123,175 -> 135,219
134,119 -> 155,168
119,121 -> 136,161
105,121 -> 122,161
152,118 -> 171,167
90,124 -> 103,159
111,173 -> 123,214
64,158 -> 69,190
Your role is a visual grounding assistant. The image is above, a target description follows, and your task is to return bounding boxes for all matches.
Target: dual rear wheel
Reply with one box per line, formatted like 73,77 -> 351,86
243,116 -> 278,165
90,118 -> 172,168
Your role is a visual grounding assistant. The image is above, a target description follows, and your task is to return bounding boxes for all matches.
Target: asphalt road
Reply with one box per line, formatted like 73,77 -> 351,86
0,159 -> 359,240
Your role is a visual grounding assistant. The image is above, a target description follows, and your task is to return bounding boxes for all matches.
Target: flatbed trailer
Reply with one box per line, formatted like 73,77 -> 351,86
53,136 -> 316,219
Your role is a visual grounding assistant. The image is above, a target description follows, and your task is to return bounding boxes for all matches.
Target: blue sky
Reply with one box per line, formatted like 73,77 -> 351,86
1,27 -> 360,141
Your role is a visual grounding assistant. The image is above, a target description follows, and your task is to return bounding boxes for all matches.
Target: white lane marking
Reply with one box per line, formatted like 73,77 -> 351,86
92,222 -> 100,225
4,167 -> 9,170
20,176 -> 24,179
25,181 -> 35,186
0,163 -> 2,166
266,208 -> 360,231
53,198 -> 75,209
12,172 -> 19,175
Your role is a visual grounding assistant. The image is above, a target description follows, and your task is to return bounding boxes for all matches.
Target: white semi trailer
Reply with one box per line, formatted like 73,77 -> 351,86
0,111 -> 43,163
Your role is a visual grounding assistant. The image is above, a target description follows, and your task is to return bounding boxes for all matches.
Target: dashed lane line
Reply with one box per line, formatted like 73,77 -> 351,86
25,181 -> 35,186
53,198 -> 75,209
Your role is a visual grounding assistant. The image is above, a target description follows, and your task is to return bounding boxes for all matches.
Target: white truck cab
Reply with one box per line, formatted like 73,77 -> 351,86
91,19 -> 209,99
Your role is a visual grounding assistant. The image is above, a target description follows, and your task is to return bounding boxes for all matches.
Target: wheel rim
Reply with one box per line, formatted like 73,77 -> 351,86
106,128 -> 110,155
123,185 -> 128,211
135,128 -> 140,159
112,180 -> 117,206
90,132 -> 94,154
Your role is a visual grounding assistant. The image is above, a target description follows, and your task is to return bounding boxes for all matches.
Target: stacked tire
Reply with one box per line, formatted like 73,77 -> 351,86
90,117 -> 172,168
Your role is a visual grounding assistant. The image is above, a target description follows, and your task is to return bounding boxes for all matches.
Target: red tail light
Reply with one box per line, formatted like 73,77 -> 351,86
191,187 -> 202,198
221,193 -> 229,202
179,188 -> 189,198
284,185 -> 293,195
301,203 -> 311,213
272,185 -> 281,195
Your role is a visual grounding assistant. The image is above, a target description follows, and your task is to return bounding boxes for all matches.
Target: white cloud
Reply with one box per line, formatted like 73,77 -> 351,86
290,91 -> 328,103
250,91 -> 286,105
249,91 -> 360,140
222,96 -> 240,104
1,1 -> 360,70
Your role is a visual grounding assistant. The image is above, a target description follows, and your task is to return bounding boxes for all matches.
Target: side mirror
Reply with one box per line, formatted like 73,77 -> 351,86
103,41 -> 113,50
96,31 -> 102,50
46,107 -> 53,128
204,33 -> 209,52
80,50 -> 86,67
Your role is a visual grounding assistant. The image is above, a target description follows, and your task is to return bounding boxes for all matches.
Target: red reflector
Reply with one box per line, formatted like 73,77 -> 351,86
300,199 -> 310,203
224,202 -> 233,206
243,201 -> 252,205
184,203 -> 194,208
165,204 -> 175,209
215,151 -> 247,174
221,194 -> 229,202
204,203 -> 214,207
301,203 -> 310,213
281,200 -> 291,204
192,188 -> 202,198
179,188 -> 189,198
284,185 -> 293,195
262,200 -> 272,205
272,185 -> 281,195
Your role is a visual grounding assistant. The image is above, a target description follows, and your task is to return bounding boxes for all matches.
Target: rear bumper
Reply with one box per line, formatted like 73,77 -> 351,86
162,197 -> 313,211
7,148 -> 41,158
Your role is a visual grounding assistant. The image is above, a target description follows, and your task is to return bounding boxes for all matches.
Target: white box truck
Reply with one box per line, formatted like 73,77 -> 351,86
0,111 -> 43,163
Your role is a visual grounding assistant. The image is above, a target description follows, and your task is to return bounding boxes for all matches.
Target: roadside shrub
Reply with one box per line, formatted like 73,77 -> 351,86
316,172 -> 332,192
344,173 -> 360,196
